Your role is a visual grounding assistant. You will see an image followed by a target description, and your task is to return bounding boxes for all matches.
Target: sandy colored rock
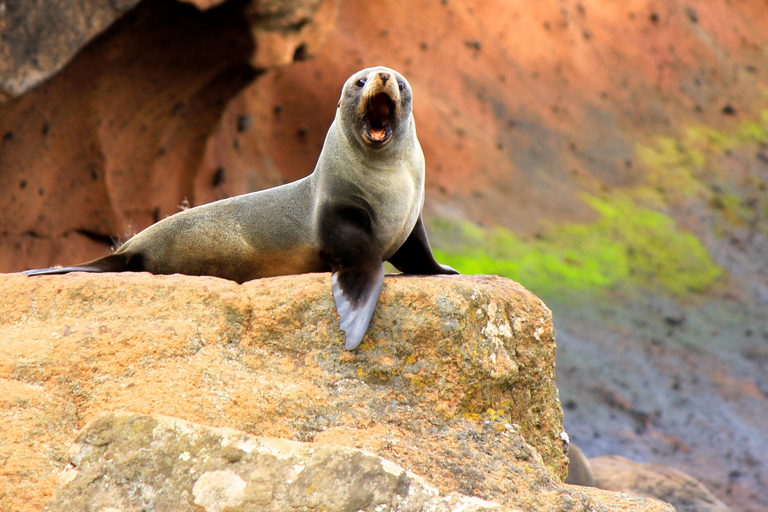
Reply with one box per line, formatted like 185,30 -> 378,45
49,412 -> 511,511
591,455 -> 730,512
0,272 -> 670,511
245,0 -> 340,68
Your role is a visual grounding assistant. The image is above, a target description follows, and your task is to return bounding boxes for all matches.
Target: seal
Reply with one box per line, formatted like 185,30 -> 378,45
565,444 -> 597,487
24,66 -> 458,350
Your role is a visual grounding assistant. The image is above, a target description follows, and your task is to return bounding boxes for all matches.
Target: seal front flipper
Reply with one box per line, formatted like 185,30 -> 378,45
320,205 -> 385,350
23,252 -> 143,276
332,265 -> 384,350
388,215 -> 459,275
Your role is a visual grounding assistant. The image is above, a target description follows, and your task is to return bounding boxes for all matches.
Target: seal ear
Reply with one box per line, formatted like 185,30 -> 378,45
337,100 -> 341,109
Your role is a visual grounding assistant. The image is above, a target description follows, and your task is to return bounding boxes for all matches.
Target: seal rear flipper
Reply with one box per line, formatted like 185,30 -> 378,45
23,252 -> 142,276
332,264 -> 385,350
23,266 -> 107,276
388,215 -> 459,275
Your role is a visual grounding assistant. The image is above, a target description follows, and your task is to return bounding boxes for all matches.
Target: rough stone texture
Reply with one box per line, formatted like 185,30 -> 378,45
0,0 -> 335,102
591,456 -> 731,512
244,0 -> 339,69
5,0 -> 766,275
0,272 -> 671,512
0,0 -> 338,272
0,0 -> 141,101
49,412 -> 511,511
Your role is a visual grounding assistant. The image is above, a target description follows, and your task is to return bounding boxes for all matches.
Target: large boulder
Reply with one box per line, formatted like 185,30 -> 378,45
0,0 -> 335,102
0,0 -> 142,101
49,412 -> 510,511
590,456 -> 731,512
0,272 -> 671,511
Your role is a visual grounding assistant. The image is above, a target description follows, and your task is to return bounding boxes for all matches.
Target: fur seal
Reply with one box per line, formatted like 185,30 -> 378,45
24,66 -> 458,350
565,444 -> 597,487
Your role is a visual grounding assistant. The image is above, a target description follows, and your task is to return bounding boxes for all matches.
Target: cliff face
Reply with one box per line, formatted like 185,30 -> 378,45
0,0 -> 338,271
0,272 -> 671,511
3,0 -> 766,271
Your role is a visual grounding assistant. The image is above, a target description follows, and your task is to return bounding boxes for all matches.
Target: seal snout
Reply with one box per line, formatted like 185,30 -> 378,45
359,72 -> 401,146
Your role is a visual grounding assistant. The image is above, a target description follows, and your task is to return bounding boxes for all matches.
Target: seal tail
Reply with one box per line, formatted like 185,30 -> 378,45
23,253 -> 139,276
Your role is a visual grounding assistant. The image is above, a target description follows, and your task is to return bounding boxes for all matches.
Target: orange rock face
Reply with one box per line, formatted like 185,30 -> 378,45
256,0 -> 768,229
3,0 -> 766,273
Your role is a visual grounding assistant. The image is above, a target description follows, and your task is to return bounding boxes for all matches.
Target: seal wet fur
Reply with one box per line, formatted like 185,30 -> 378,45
24,66 -> 458,350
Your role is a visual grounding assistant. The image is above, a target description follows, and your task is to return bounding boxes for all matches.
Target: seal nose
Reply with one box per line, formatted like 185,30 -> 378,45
379,72 -> 390,83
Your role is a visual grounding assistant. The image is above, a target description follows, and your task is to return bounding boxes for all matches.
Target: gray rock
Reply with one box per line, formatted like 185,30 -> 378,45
47,412 -> 512,512
565,445 -> 597,487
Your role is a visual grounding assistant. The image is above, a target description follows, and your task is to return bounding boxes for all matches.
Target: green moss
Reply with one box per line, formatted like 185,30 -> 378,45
429,110 -> 768,301
429,195 -> 722,301
637,111 -> 768,200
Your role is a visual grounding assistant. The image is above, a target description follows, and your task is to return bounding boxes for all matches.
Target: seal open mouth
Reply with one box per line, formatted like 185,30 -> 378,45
363,92 -> 395,144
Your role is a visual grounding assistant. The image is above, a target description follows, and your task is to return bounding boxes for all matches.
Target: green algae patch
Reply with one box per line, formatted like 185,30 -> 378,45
428,196 -> 722,301
636,111 -> 768,201
634,110 -> 768,238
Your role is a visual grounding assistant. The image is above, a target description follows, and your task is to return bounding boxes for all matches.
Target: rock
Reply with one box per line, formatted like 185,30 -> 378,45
49,412 -> 511,511
244,0 -> 340,68
0,0 -> 141,101
0,272 -> 672,511
0,0 -> 334,102
0,0 -> 338,272
591,456 -> 731,512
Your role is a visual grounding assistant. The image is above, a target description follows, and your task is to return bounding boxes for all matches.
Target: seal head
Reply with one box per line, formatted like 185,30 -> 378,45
337,68 -> 412,150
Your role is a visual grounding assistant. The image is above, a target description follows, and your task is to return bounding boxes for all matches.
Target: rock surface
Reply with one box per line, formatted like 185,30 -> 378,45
0,0 -> 337,271
591,456 -> 731,512
49,412 -> 510,511
0,272 -> 671,511
565,444 -> 597,487
5,0 -> 766,274
0,0 -> 334,102
0,0 -> 141,101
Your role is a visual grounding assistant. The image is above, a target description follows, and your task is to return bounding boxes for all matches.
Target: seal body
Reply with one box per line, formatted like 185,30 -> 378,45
24,66 -> 458,349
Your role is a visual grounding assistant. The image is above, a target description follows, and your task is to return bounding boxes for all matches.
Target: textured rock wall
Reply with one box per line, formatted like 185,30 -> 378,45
4,0 -> 767,274
0,0 -> 338,271
0,0 -> 142,101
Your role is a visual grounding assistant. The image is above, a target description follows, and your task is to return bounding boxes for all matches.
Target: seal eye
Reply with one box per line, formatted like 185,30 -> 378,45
355,79 -> 366,88
398,81 -> 405,92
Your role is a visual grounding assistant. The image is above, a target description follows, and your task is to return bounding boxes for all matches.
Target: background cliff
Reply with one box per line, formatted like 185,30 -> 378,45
1,1 -> 767,511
